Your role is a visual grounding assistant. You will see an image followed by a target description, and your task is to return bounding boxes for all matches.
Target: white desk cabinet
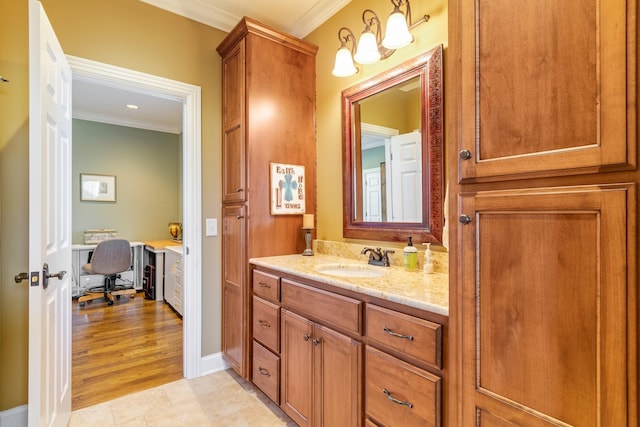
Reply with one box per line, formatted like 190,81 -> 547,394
71,241 -> 144,298
164,246 -> 183,316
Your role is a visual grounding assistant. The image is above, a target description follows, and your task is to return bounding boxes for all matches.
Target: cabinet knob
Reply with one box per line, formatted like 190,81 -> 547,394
312,338 -> 321,346
303,334 -> 311,341
236,188 -> 244,192
459,214 -> 472,225
258,367 -> 270,377
459,149 -> 472,160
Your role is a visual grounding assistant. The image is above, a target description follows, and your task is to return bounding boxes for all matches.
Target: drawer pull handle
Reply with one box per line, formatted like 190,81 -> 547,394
383,326 -> 414,341
258,320 -> 271,328
383,389 -> 414,409
258,281 -> 271,288
258,367 -> 270,377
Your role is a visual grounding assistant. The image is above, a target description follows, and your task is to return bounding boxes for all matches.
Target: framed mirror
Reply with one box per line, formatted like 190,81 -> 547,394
342,45 -> 443,243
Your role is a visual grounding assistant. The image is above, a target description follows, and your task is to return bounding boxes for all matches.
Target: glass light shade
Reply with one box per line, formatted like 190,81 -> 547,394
354,30 -> 381,64
382,10 -> 413,49
332,46 -> 358,77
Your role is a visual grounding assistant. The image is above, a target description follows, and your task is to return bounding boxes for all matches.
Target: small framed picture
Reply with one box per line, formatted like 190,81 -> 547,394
270,163 -> 305,215
80,174 -> 116,202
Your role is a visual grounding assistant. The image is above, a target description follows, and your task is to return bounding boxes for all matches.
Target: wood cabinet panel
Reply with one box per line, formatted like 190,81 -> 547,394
458,184 -> 635,425
222,282 -> 243,374
281,309 -> 313,427
458,0 -> 635,182
314,324 -> 362,427
252,340 -> 280,404
222,205 -> 246,375
281,279 -> 362,335
252,295 -> 280,353
366,346 -> 441,427
366,304 -> 442,369
218,18 -> 317,380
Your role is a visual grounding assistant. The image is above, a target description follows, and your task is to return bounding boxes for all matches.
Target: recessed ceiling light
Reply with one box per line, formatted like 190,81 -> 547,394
126,104 -> 139,110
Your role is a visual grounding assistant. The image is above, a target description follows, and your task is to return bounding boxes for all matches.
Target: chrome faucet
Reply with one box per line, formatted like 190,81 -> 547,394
361,247 -> 395,267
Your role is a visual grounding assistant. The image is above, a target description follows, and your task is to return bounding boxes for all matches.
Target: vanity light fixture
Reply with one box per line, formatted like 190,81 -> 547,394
331,0 -> 429,77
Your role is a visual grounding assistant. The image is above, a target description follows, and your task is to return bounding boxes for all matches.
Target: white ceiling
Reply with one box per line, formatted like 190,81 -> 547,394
72,0 -> 351,134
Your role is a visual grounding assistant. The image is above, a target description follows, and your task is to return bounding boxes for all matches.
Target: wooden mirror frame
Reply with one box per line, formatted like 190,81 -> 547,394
341,45 -> 444,244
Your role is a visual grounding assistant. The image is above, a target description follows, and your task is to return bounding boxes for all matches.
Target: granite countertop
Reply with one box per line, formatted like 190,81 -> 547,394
250,253 -> 449,316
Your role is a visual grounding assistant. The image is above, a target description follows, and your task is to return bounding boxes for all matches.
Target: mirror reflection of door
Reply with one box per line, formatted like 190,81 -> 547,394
355,74 -> 421,223
363,168 -> 382,221
387,131 -> 422,222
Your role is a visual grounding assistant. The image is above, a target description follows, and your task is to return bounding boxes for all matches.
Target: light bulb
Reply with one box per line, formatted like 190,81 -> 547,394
332,45 -> 358,77
354,30 -> 381,65
382,10 -> 413,49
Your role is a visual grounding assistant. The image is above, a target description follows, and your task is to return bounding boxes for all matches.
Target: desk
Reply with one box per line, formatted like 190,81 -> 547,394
142,240 -> 182,302
71,241 -> 144,298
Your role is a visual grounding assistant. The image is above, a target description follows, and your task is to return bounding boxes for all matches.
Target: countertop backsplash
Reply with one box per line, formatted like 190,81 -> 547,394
313,239 -> 449,274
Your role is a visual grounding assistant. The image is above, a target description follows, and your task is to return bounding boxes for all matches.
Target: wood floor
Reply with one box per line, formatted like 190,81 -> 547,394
72,292 -> 183,410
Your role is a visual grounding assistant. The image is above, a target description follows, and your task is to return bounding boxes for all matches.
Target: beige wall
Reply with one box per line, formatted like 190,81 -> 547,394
72,120 -> 181,243
305,0 -> 448,252
0,0 -> 225,410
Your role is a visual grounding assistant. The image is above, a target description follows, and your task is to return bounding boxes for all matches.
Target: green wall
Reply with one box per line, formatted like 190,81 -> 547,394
72,119 -> 181,243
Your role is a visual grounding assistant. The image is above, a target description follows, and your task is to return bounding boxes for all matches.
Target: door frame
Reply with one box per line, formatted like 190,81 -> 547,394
67,56 -> 203,378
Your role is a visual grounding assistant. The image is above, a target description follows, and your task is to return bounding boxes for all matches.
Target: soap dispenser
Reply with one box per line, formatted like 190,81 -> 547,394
403,237 -> 418,271
423,243 -> 435,274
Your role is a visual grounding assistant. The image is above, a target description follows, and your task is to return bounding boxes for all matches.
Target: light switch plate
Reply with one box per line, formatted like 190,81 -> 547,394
205,218 -> 218,237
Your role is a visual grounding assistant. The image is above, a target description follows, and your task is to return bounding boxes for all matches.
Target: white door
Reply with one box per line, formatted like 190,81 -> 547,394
388,131 -> 422,222
363,168 -> 382,221
28,1 -> 73,426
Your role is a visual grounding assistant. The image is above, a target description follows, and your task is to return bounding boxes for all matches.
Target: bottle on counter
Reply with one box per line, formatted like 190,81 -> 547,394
403,236 -> 418,271
423,242 -> 435,274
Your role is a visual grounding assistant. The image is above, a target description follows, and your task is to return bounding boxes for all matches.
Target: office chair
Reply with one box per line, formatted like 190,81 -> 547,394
78,238 -> 136,307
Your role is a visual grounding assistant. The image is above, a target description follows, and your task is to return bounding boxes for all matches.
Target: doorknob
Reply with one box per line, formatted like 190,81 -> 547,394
14,272 -> 29,283
42,263 -> 67,289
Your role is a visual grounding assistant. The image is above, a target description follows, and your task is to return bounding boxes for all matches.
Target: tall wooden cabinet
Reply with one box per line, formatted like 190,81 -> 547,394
217,18 -> 318,378
449,0 -> 638,425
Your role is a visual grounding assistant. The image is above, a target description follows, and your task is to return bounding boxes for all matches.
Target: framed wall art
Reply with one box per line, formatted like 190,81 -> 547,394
270,163 -> 305,215
80,173 -> 116,202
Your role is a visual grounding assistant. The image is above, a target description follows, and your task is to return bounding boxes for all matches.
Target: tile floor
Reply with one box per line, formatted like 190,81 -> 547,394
69,369 -> 298,426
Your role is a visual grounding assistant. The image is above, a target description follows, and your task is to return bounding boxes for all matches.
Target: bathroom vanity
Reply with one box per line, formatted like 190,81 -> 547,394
249,254 -> 448,427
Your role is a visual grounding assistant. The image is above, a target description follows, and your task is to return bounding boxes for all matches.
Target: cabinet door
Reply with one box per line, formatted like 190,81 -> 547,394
458,184 -> 635,425
222,41 -> 246,203
314,324 -> 362,427
457,0 -> 634,182
163,250 -> 175,307
222,205 -> 246,376
281,309 -> 313,427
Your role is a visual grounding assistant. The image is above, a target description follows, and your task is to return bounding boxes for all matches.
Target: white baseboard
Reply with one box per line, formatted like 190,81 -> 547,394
199,351 -> 231,376
0,404 -> 27,427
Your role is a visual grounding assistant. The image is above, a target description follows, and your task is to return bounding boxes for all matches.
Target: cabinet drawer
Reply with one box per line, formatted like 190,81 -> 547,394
365,346 -> 441,427
281,279 -> 362,334
366,304 -> 442,369
253,270 -> 280,302
252,296 -> 280,353
252,341 -> 280,404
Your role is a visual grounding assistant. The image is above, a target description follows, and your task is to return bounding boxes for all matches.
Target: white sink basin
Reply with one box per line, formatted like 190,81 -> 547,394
315,263 -> 385,278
